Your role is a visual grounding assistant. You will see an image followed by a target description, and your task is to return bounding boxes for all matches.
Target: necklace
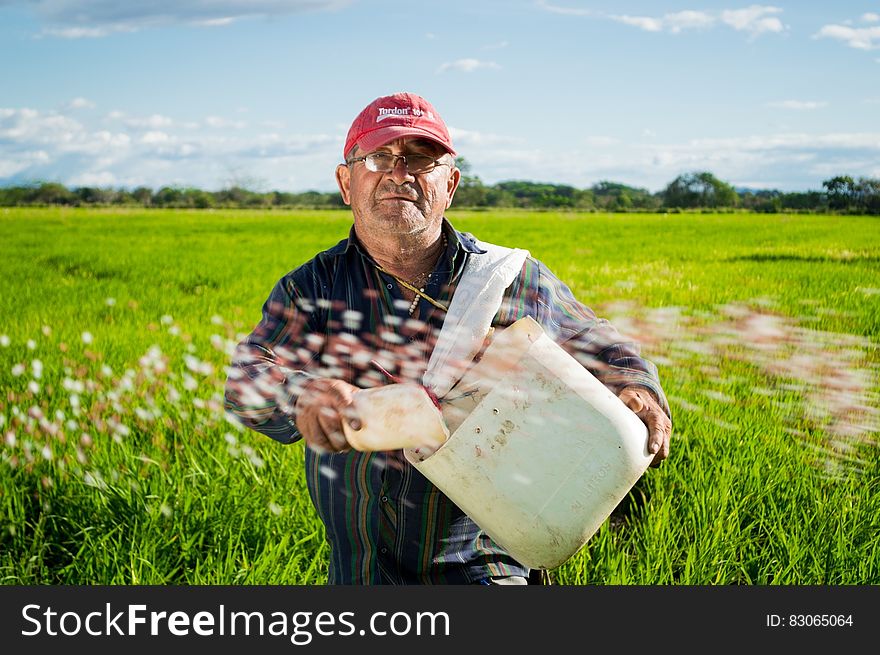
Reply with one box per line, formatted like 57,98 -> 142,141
376,232 -> 449,316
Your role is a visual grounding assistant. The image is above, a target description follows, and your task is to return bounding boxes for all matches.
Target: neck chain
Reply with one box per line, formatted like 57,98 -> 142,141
376,232 -> 449,316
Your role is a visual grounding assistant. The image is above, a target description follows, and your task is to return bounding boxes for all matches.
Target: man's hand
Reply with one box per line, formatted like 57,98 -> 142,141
617,386 -> 672,467
295,378 -> 361,453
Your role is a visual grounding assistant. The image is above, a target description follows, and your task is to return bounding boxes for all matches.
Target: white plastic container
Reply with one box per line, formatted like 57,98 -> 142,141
341,383 -> 449,452
405,316 -> 654,570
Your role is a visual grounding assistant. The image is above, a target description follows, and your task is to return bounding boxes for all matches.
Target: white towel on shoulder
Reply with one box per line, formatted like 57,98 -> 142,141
423,240 -> 529,398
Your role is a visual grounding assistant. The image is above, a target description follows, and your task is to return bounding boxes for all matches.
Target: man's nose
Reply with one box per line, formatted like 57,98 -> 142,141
388,157 -> 415,184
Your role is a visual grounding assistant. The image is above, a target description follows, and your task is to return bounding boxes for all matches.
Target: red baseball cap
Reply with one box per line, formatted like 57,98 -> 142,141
343,92 -> 456,160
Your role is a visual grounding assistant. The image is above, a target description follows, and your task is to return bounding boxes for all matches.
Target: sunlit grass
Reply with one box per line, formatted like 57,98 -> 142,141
1,207 -> 878,584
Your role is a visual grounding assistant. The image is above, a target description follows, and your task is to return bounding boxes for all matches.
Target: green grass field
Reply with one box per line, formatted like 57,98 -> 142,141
1,207 -> 878,584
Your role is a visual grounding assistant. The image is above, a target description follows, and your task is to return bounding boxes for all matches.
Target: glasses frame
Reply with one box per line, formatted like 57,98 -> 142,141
346,152 -> 451,175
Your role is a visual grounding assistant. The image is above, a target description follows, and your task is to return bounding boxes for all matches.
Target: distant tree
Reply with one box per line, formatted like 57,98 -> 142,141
452,156 -> 489,207
822,175 -> 856,210
132,186 -> 153,206
662,171 -> 738,208
854,177 -> 880,214
30,182 -> 75,205
591,180 -> 657,211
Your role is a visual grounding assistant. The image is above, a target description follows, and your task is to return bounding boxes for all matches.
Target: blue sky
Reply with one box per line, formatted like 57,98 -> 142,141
1,1 -> 878,193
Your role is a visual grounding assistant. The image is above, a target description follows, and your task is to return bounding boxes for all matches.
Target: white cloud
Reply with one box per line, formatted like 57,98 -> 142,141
544,4 -> 785,38
140,131 -> 172,144
124,114 -> 174,129
612,15 -> 664,32
13,1 -> 354,37
612,10 -> 715,34
436,58 -> 501,74
66,97 -> 95,109
68,171 -> 117,186
454,127 -> 880,193
535,1 -> 594,17
584,136 -> 620,147
814,23 -> 880,50
767,100 -> 828,110
720,5 -> 785,36
41,26 -> 117,39
447,127 -> 522,147
483,40 -> 509,50
205,116 -> 248,129
194,17 -> 237,27
0,104 -> 341,190
862,13 -> 880,24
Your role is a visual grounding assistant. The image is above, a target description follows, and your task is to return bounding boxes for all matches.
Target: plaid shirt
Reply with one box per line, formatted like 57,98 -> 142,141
224,219 -> 669,584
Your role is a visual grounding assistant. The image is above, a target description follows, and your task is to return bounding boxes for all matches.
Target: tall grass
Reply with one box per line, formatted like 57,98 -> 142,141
1,207 -> 878,584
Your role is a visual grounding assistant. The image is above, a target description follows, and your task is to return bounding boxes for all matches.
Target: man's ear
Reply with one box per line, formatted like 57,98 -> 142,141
335,164 -> 352,205
445,165 -> 461,210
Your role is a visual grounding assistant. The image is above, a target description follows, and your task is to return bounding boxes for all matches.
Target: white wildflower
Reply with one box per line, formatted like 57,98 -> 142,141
26,339 -> 36,350
0,335 -> 9,347
12,364 -> 25,377
81,331 -> 93,345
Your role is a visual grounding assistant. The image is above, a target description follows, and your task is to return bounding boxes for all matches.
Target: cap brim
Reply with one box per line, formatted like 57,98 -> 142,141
354,125 -> 456,157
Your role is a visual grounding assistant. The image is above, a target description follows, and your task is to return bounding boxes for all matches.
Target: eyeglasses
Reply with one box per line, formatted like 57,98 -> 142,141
346,152 -> 450,175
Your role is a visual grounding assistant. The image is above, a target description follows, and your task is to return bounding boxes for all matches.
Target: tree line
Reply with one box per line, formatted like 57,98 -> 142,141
2,164 -> 879,214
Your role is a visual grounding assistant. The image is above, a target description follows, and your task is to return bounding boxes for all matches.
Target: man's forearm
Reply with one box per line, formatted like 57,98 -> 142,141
223,343 -> 314,444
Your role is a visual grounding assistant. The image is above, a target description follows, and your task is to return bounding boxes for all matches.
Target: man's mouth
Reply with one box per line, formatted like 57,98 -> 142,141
378,194 -> 418,203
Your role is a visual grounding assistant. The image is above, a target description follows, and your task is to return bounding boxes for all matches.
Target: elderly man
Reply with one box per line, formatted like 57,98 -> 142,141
224,92 -> 671,585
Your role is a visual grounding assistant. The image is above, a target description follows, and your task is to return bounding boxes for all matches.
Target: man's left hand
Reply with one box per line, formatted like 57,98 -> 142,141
617,386 -> 672,467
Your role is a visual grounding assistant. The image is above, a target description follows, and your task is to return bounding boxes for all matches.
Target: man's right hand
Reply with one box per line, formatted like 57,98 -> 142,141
295,378 -> 361,453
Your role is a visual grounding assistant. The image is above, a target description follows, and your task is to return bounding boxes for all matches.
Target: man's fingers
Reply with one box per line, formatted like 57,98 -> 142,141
621,391 -> 646,415
318,406 -> 348,451
647,412 -> 672,466
341,404 -> 361,431
618,387 -> 672,465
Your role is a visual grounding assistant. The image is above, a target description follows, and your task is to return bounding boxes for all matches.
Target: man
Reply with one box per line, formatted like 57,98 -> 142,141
224,92 -> 672,585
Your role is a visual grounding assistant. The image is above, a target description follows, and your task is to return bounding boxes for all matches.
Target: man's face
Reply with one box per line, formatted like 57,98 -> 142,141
335,137 -> 461,240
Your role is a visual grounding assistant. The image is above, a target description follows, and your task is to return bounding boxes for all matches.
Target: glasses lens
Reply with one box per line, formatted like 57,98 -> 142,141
363,152 -> 439,174
405,155 -> 436,174
365,153 -> 396,172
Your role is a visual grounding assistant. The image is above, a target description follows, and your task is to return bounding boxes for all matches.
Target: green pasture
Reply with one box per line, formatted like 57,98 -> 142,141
0,207 -> 878,584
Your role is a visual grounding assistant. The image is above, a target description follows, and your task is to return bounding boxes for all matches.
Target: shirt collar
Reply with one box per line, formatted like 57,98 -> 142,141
336,217 -> 488,258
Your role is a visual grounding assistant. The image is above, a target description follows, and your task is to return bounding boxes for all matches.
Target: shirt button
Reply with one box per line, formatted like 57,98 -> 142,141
380,547 -> 388,554
386,283 -> 393,290
381,495 -> 389,502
